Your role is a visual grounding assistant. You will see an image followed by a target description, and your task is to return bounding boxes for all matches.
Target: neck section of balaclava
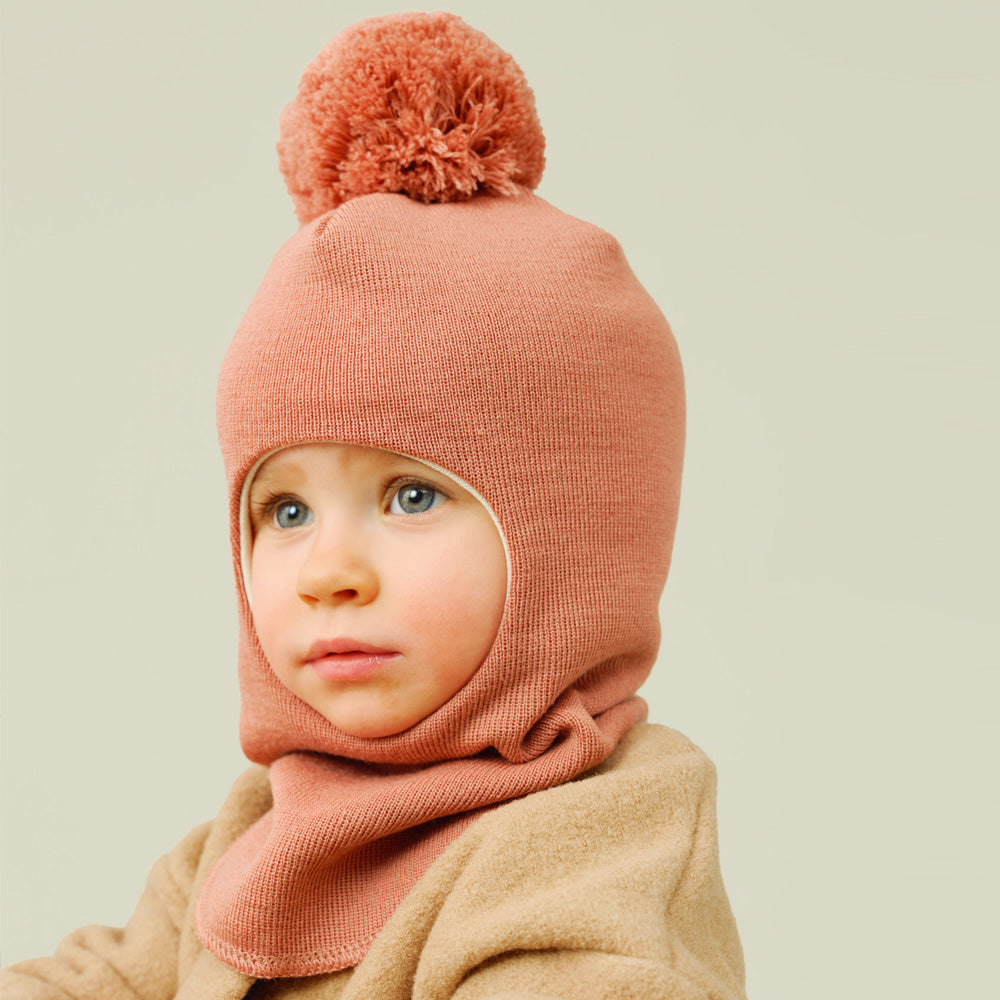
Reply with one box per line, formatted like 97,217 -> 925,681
196,12 -> 684,978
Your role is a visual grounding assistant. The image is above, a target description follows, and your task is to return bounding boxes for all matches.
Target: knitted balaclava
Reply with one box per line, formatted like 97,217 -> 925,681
197,11 -> 684,978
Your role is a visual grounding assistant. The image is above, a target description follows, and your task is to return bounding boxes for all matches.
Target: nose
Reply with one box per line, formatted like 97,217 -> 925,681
296,523 -> 379,608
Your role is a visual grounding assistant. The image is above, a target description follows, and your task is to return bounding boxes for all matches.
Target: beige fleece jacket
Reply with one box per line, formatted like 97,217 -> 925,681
1,724 -> 746,999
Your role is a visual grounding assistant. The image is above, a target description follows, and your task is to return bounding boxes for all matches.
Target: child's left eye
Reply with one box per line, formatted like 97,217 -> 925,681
389,483 -> 445,515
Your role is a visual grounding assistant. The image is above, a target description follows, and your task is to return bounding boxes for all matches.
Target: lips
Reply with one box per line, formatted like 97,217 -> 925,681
304,638 -> 399,662
302,638 -> 401,682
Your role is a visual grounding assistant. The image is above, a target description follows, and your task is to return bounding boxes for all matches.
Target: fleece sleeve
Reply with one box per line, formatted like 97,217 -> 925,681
0,821 -> 211,1000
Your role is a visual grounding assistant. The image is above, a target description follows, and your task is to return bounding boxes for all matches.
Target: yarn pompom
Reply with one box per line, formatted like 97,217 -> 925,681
277,12 -> 546,224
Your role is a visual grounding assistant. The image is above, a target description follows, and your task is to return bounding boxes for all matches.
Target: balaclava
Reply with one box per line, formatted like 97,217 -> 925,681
197,11 -> 684,978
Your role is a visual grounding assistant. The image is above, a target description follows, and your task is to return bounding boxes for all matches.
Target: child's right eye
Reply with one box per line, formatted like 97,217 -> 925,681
273,500 -> 313,529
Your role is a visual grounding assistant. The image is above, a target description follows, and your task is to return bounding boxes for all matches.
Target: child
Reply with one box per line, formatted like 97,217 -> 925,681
2,11 -> 746,999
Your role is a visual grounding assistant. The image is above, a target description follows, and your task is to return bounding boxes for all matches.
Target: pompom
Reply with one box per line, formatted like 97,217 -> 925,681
277,12 -> 546,224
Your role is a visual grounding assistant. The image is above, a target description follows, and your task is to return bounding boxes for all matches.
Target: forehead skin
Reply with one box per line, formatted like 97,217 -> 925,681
251,444 -> 465,494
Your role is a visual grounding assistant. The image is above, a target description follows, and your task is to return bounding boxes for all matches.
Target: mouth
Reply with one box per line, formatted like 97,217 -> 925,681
303,638 -> 401,682
304,638 -> 399,661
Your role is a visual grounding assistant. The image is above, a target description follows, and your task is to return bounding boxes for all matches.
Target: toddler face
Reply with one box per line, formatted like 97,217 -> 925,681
247,442 -> 508,738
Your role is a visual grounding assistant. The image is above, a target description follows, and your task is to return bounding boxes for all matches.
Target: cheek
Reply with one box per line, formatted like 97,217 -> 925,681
248,547 -> 291,653
396,530 -> 507,664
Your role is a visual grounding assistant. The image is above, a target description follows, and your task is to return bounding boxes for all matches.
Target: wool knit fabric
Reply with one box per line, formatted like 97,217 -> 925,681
196,12 -> 686,979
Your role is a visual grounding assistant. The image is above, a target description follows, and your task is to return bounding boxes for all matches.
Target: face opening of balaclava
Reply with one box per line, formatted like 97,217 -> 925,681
196,11 -> 685,978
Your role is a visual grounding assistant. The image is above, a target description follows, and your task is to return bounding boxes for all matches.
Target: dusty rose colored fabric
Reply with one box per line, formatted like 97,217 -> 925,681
197,13 -> 684,981
277,12 -> 545,221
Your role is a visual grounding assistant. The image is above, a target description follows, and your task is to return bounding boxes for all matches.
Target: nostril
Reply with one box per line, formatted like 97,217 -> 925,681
296,559 -> 379,606
300,588 -> 360,605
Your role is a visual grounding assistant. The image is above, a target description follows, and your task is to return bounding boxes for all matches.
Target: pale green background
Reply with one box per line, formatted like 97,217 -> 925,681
2,1 -> 997,994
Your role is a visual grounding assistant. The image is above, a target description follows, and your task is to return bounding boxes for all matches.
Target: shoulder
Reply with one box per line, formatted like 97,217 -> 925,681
141,764 -> 273,901
432,724 -> 719,901
191,764 -> 272,882
587,721 -> 717,784
375,724 -> 742,993
170,764 -> 272,982
209,764 -> 272,838
481,723 -> 717,837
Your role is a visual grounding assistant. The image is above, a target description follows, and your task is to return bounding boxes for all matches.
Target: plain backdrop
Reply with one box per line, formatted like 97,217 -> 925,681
2,1 -> 997,995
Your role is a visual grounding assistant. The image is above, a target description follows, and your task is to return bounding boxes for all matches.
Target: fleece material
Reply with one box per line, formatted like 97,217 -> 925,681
1,725 -> 746,999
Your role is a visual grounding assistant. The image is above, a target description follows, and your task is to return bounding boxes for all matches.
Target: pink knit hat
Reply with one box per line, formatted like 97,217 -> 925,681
197,11 -> 684,977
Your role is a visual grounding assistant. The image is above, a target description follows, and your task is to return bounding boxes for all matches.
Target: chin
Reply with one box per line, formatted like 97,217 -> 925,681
328,712 -> 414,740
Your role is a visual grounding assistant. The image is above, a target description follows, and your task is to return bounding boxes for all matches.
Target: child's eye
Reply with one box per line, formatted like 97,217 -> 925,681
389,482 -> 445,515
272,500 -> 313,529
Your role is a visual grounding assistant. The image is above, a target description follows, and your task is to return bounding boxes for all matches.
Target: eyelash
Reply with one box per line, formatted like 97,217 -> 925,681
250,476 -> 449,525
251,492 -> 302,525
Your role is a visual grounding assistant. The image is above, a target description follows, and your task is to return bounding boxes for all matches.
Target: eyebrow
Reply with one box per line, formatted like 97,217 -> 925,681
248,472 -> 275,499
248,463 -> 300,500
